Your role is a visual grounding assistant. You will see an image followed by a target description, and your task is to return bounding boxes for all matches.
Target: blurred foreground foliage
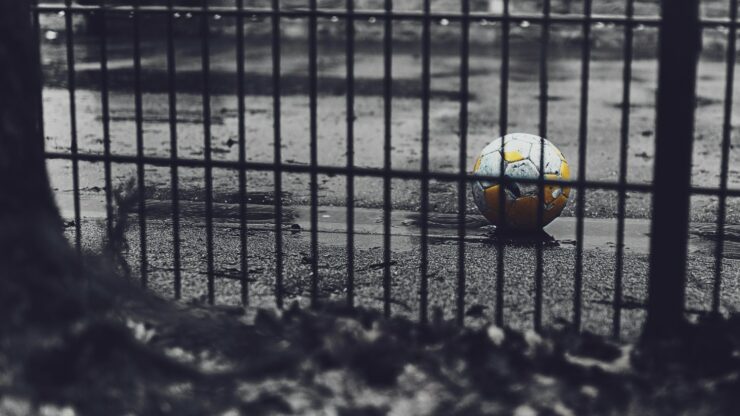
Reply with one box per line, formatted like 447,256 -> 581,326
1,184 -> 740,416
3,212 -> 740,416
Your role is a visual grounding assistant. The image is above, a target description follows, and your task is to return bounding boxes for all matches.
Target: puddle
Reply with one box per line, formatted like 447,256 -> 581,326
690,223 -> 740,259
142,189 -> 292,206
59,191 -> 740,260
482,229 -> 559,248
402,212 -> 489,230
140,200 -> 295,224
691,223 -> 740,242
404,215 -> 559,247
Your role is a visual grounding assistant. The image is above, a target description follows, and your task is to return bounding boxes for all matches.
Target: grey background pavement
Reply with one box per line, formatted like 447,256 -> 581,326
40,5 -> 740,337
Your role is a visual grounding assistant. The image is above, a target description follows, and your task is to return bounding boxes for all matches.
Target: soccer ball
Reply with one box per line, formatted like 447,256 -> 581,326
471,133 -> 571,230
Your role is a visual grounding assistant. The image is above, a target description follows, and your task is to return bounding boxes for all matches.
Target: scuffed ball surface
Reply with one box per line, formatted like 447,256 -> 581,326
471,133 -> 570,230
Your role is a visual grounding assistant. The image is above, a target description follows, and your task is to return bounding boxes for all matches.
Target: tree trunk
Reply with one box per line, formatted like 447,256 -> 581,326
0,1 -> 85,331
0,1 -> 59,221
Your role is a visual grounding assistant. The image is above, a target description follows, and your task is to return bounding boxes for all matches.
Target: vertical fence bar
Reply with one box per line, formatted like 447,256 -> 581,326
534,0 -> 551,332
236,0 -> 249,306
419,0 -> 431,325
272,0 -> 284,308
712,0 -> 738,314
98,0 -> 114,246
382,0 -> 393,318
308,0 -> 320,307
201,0 -> 216,305
133,0 -> 148,288
166,0 -> 182,300
495,0 -> 511,327
646,0 -> 700,338
573,0 -> 593,331
346,0 -> 356,308
456,0 -> 470,326
613,0 -> 635,339
63,0 -> 81,253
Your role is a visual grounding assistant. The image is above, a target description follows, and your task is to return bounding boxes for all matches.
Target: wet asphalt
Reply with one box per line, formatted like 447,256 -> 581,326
66,201 -> 740,340
43,27 -> 740,338
42,27 -> 740,222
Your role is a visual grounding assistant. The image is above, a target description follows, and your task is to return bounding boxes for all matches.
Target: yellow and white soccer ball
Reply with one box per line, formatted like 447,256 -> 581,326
471,133 -> 570,230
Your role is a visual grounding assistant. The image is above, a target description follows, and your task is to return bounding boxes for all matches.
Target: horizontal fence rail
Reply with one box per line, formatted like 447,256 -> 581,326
42,152 -> 740,197
34,0 -> 739,339
32,3 -> 740,28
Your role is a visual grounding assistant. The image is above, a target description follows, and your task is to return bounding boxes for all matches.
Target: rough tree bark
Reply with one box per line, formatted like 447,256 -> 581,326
0,1 -> 58,220
0,1 -> 86,331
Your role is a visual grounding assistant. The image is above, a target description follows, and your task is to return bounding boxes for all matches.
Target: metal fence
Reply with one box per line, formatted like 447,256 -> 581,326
35,0 -> 739,337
